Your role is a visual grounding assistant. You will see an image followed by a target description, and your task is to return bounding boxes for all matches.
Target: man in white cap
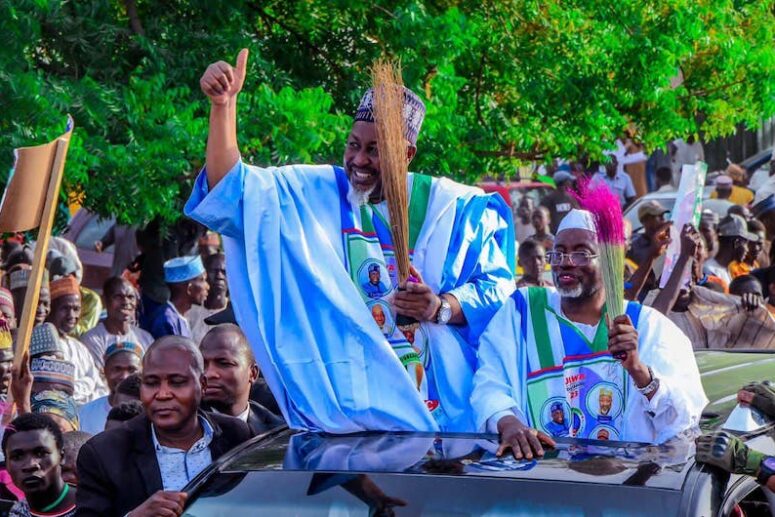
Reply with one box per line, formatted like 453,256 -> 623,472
471,209 -> 707,460
704,175 -> 736,218
147,256 -> 209,339
184,50 -> 515,433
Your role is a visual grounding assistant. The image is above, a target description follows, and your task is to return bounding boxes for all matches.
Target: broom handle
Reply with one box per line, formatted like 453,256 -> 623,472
607,312 -> 628,361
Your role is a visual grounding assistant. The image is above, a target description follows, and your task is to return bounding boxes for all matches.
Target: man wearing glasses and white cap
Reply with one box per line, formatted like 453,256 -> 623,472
472,209 -> 707,460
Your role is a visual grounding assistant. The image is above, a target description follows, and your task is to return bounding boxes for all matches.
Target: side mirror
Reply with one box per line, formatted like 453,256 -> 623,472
722,403 -> 769,433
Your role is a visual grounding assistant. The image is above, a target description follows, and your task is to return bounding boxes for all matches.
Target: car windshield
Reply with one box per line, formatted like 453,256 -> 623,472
186,470 -> 683,516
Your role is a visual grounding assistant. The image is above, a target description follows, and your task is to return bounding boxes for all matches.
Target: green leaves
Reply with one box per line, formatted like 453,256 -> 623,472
1,0 -> 774,225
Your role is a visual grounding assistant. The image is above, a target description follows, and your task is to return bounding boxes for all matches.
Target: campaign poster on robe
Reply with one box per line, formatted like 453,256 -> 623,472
0,116 -> 74,233
659,161 -> 708,288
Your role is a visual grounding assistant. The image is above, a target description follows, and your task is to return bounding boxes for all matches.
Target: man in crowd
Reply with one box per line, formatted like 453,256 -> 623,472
594,154 -> 636,208
527,207 -> 554,251
540,170 -> 578,234
76,336 -> 252,516
715,164 -> 754,206
187,252 -> 229,344
47,244 -> 102,337
46,277 -> 106,405
148,256 -> 209,339
200,325 -> 283,434
648,226 -> 775,349
81,277 -> 153,367
626,200 -> 671,296
61,430 -> 91,487
654,166 -> 674,192
703,175 -> 736,218
3,413 -> 77,516
515,195 -> 535,243
186,49 -> 515,432
78,342 -> 143,434
0,289 -> 15,329
516,240 -> 551,288
704,214 -> 759,286
471,209 -> 707,460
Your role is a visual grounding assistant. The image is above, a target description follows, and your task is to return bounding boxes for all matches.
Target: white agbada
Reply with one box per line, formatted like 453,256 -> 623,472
61,335 -> 109,406
471,211 -> 707,444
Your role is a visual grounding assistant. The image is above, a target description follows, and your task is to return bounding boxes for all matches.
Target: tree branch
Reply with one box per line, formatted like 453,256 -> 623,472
247,3 -> 348,84
123,0 -> 145,36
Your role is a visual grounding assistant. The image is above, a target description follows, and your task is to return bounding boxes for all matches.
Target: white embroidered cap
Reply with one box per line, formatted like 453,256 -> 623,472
557,209 -> 597,235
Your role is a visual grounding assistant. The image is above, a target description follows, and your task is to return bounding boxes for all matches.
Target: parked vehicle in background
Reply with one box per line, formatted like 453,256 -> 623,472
740,147 -> 772,176
624,187 -> 714,234
61,209 -> 115,292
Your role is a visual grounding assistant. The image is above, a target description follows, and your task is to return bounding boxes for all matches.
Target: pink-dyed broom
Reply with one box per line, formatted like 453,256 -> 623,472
572,178 -> 628,359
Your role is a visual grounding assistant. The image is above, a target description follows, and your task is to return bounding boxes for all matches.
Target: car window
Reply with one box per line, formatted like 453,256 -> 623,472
186,471 -> 682,516
74,215 -> 116,253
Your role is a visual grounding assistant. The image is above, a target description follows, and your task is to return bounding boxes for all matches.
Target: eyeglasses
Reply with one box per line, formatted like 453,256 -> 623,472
545,251 -> 599,267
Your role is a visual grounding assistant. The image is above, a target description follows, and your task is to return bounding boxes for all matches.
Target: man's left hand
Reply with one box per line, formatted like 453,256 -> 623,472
608,314 -> 649,384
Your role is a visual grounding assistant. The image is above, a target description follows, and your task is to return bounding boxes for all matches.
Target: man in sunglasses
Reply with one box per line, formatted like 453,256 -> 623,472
472,209 -> 708,461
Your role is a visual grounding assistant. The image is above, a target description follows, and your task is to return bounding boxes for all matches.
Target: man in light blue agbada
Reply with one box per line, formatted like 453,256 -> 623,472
186,49 -> 515,433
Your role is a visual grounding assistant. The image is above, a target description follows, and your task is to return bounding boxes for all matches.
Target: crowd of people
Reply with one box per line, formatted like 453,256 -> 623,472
0,230 -> 282,515
0,49 -> 771,515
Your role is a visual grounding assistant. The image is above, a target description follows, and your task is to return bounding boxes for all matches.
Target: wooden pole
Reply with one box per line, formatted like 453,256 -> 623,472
13,137 -> 71,368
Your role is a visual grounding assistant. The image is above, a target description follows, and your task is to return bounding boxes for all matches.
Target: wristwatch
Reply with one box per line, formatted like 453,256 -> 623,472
436,296 -> 452,325
757,456 -> 775,486
637,366 -> 660,397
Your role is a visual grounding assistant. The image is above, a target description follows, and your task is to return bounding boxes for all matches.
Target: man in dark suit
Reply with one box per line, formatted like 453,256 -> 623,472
199,324 -> 283,434
76,336 -> 252,517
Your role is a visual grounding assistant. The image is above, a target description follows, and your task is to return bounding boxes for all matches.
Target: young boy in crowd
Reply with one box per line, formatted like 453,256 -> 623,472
3,413 -> 77,516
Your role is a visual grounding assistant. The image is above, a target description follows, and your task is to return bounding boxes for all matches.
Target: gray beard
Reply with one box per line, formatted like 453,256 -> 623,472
347,183 -> 375,206
556,284 -> 584,299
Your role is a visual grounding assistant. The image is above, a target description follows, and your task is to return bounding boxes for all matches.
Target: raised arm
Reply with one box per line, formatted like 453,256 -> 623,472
200,49 -> 249,189
651,225 -> 699,315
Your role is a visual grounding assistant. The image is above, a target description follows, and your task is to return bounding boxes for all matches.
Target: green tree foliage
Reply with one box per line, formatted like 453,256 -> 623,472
1,0 -> 774,224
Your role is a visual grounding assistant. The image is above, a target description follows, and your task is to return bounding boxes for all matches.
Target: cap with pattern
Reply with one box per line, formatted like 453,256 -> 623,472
31,357 -> 75,392
49,276 -> 80,302
30,390 -> 79,429
30,323 -> 64,357
354,87 -> 426,145
104,341 -> 144,362
164,255 -> 205,284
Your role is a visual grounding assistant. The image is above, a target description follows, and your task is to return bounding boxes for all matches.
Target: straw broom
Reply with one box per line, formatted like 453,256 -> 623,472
371,59 -> 412,286
572,178 -> 627,359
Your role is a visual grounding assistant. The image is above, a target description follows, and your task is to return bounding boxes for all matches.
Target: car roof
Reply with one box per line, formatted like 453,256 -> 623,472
214,428 -> 695,491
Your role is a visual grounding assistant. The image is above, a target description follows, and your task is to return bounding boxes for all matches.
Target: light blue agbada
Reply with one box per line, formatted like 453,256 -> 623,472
185,160 -> 515,433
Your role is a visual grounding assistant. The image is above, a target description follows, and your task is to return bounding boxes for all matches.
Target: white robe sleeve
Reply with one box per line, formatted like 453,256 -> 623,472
471,295 -> 529,432
625,306 -> 708,444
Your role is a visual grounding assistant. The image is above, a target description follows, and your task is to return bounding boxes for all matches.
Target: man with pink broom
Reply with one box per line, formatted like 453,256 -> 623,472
472,179 -> 708,460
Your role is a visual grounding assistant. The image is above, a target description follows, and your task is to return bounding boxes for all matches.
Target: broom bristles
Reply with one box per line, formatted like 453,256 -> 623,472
371,59 -> 411,285
571,178 -> 626,318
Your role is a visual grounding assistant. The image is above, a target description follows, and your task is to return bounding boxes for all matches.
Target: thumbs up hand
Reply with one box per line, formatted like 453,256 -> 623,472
200,48 -> 249,106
